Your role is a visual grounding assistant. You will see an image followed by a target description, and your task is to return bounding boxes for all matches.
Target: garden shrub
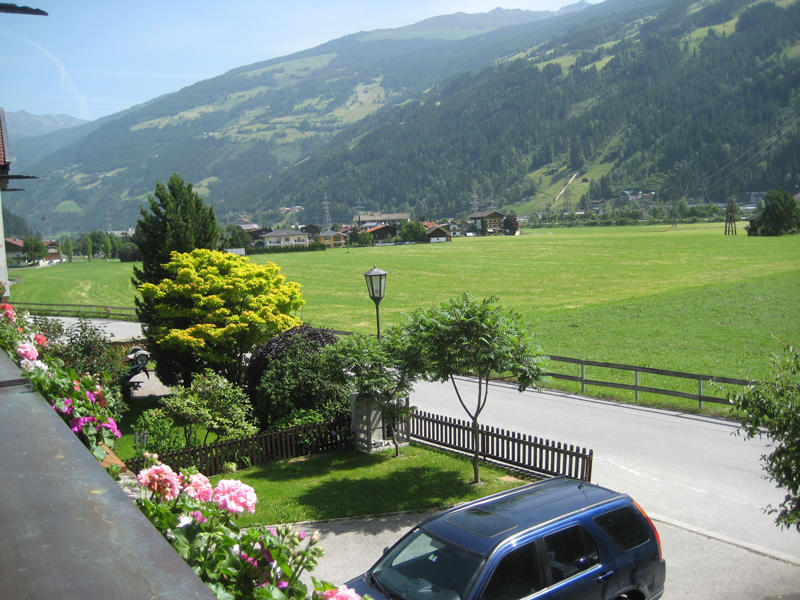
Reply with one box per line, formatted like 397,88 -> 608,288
33,316 -> 127,389
247,325 -> 349,430
133,408 -> 185,456
160,369 -> 258,446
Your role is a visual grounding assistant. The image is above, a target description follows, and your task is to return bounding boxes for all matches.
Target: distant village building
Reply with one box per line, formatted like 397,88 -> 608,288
238,223 -> 266,238
426,225 -> 451,243
4,238 -> 25,267
364,224 -> 396,243
316,230 -> 346,248
468,210 -> 505,233
354,212 -> 410,229
3,237 -> 61,266
261,229 -> 309,247
44,240 -> 60,262
107,227 -> 135,238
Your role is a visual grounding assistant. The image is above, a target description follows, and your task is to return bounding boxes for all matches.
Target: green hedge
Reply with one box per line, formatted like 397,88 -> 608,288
245,242 -> 326,255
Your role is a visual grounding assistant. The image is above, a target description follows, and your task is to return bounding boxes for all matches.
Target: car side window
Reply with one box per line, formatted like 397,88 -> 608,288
593,506 -> 651,550
481,543 -> 541,600
543,526 -> 599,584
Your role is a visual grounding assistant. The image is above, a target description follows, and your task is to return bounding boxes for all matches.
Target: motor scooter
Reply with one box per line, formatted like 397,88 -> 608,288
122,346 -> 149,400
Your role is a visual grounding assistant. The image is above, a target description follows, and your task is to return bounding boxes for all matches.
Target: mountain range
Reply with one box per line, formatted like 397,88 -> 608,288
6,0 -> 800,235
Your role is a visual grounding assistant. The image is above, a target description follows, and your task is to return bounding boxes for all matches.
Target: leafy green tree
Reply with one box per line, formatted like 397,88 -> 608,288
503,213 -> 519,235
160,369 -> 258,446
118,242 -> 142,262
351,231 -> 374,246
132,173 -> 218,289
397,294 -> 547,483
220,224 -> 252,249
751,189 -> 799,236
85,236 -> 93,261
324,332 -> 422,457
103,234 -> 112,259
732,344 -> 800,530
22,235 -> 46,263
137,249 -> 304,386
400,220 -> 427,242
62,236 -> 73,262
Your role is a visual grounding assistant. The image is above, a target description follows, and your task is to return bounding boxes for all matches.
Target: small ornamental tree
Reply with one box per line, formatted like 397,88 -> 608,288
138,249 -> 303,386
323,332 -> 422,457
398,293 -> 547,483
732,344 -> 800,530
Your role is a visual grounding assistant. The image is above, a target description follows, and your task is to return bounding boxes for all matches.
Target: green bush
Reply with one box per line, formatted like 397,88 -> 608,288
133,408 -> 185,456
161,369 -> 257,445
33,316 -> 127,389
248,325 -> 349,430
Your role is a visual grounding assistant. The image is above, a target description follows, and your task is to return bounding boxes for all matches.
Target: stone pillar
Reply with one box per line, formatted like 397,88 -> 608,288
350,393 -> 389,452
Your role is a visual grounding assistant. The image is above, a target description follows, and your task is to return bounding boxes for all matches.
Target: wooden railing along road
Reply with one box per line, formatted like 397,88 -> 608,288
546,355 -> 752,409
12,301 -> 137,321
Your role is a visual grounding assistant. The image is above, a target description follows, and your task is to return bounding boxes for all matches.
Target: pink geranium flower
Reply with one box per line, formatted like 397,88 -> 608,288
100,417 -> 122,439
16,342 -> 38,362
183,473 -> 214,502
70,415 -> 97,433
54,397 -> 74,416
137,464 -> 183,501
322,586 -> 362,600
33,333 -> 48,347
1,303 -> 17,322
212,479 -> 257,514
189,510 -> 207,523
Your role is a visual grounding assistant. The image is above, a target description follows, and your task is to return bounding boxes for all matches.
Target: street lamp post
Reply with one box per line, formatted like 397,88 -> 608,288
363,265 -> 387,339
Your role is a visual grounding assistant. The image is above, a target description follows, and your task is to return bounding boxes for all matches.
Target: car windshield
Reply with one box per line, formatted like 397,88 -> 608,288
371,528 -> 484,600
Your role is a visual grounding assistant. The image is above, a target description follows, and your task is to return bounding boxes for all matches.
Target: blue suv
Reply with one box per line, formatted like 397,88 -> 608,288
347,477 -> 665,600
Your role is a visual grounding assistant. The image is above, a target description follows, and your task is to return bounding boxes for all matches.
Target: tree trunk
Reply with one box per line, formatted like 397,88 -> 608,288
471,416 -> 481,484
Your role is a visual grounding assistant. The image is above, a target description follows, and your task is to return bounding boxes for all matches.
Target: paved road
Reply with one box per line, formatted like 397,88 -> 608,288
50,316 -> 143,340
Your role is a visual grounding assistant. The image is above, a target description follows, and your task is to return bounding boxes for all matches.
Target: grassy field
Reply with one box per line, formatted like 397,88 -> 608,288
9,223 -> 800,383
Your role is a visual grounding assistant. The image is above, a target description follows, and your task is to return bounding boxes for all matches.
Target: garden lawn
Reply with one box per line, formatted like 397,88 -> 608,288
211,445 -> 530,527
9,259 -> 137,307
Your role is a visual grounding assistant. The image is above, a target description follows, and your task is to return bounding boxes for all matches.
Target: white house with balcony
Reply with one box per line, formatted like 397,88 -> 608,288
261,229 -> 309,247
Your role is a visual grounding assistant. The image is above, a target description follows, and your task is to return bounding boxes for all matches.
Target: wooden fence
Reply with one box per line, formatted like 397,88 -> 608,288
409,411 -> 593,482
126,411 -> 593,482
13,302 -> 137,321
126,417 -> 353,476
546,355 -> 753,409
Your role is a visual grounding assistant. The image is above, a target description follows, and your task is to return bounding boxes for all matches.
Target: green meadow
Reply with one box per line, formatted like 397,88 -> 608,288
9,223 -> 800,387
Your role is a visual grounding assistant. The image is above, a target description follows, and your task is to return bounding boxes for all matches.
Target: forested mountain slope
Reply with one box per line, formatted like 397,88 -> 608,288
9,0 -> 800,233
259,0 -> 800,222
9,3 -> 601,235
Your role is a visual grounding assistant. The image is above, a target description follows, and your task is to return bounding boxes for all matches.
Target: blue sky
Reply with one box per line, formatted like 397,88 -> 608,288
2,1 -> 589,121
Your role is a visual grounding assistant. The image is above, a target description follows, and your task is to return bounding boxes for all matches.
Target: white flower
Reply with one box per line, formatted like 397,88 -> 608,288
20,359 -> 48,372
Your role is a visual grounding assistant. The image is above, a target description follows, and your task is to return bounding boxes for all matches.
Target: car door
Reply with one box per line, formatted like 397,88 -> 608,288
479,539 -> 546,600
540,524 -> 618,600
